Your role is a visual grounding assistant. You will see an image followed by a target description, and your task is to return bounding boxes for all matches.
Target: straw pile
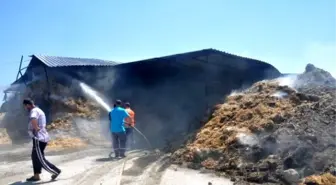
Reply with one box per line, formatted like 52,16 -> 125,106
172,64 -> 336,184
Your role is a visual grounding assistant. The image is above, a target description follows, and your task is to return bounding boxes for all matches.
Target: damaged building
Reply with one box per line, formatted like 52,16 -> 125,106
2,54 -> 117,114
1,49 -> 281,147
1,54 -> 117,143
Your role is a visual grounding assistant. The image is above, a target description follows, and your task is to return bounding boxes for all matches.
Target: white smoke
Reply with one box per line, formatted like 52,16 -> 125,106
229,90 -> 244,97
271,91 -> 289,99
236,133 -> 259,146
49,94 -> 67,102
73,118 -> 110,145
276,75 -> 298,88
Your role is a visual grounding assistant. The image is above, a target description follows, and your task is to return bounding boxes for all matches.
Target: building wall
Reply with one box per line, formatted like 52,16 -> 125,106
106,52 -> 281,148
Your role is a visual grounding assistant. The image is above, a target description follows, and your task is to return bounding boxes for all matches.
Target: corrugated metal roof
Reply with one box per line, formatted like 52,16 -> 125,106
34,54 -> 117,67
123,48 -> 268,66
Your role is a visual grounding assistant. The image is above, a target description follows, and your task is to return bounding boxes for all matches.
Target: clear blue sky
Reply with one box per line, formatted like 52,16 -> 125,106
0,0 -> 335,91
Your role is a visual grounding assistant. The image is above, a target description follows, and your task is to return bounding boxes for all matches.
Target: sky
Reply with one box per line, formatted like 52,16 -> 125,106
0,0 -> 335,92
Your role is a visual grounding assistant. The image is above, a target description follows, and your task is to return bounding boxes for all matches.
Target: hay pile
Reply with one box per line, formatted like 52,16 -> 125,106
301,173 -> 336,185
172,64 -> 336,184
0,113 -> 11,145
47,98 -> 100,131
47,137 -> 88,151
46,98 -> 101,150
188,81 -> 297,151
0,128 -> 11,145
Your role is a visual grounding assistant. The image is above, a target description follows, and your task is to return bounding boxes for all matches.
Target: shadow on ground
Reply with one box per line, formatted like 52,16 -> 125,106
8,182 -> 33,185
120,154 -> 171,185
9,178 -> 71,185
95,157 -> 120,162
8,180 -> 55,185
122,153 -> 170,176
95,150 -> 150,162
95,152 -> 118,162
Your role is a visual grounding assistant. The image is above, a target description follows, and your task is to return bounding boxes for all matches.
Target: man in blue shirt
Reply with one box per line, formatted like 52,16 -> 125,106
109,100 -> 129,158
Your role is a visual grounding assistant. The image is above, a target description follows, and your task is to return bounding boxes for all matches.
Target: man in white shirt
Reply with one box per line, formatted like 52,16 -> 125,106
23,99 -> 61,182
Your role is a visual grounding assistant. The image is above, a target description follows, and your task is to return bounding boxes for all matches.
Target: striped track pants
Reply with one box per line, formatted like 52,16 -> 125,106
32,138 -> 61,175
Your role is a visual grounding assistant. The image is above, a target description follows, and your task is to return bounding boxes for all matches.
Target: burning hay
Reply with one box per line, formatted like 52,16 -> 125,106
172,64 -> 336,184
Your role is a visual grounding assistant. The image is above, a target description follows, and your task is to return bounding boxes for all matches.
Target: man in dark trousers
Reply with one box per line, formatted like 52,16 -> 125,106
23,99 -> 61,182
109,100 -> 130,158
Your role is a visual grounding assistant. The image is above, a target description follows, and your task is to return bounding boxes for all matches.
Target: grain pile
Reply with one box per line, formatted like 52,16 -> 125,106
172,64 -> 336,184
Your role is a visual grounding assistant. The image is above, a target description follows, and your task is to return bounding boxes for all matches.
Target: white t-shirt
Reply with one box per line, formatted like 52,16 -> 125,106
28,107 -> 50,143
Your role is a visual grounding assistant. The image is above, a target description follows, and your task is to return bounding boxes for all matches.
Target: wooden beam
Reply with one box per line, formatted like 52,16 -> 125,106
16,56 -> 23,80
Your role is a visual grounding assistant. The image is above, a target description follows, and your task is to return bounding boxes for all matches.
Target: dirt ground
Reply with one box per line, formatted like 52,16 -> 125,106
0,146 -> 233,185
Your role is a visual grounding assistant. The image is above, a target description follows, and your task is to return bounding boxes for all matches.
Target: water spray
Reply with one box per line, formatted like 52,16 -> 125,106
79,82 -> 153,149
79,82 -> 111,112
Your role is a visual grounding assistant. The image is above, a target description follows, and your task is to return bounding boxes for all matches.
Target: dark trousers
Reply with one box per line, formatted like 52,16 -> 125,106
112,132 -> 127,157
32,138 -> 61,175
125,128 -> 134,148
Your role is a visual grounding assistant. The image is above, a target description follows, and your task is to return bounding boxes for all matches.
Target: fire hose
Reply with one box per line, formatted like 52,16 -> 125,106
132,126 -> 153,150
116,126 -> 154,185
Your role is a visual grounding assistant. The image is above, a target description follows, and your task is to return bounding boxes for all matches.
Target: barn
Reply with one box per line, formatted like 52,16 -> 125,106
2,49 -> 281,147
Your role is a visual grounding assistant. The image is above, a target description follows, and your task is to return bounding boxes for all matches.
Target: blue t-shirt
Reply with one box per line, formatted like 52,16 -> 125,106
109,107 -> 129,133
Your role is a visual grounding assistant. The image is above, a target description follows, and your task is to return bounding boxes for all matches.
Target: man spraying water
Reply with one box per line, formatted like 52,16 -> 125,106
78,82 -> 152,151
109,100 -> 130,158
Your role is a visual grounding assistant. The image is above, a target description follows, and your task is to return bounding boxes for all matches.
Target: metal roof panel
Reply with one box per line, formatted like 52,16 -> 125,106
34,55 -> 117,67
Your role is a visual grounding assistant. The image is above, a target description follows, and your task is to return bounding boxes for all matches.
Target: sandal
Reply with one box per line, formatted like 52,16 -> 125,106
26,176 -> 41,182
